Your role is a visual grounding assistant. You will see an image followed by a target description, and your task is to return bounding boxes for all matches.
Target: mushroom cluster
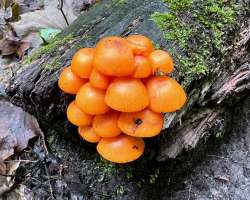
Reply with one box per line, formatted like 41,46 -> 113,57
58,35 -> 187,163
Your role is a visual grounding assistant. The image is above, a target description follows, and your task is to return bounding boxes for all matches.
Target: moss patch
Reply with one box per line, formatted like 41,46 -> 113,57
151,0 -> 237,85
24,34 -> 74,65
113,0 -> 127,5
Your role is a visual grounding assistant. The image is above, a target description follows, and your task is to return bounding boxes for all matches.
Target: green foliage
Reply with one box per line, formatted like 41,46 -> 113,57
215,131 -> 224,139
154,43 -> 161,50
151,0 -> 237,84
116,185 -> 125,195
149,168 -> 160,184
114,0 -> 127,5
164,0 -> 193,11
96,157 -> 134,181
151,12 -> 192,49
97,157 -> 118,177
39,28 -> 61,44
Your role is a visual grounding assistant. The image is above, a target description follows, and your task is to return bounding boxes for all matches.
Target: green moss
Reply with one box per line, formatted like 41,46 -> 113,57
149,168 -> 160,184
44,56 -> 64,70
24,34 -> 74,65
215,131 -> 224,139
96,158 -> 118,177
165,0 -> 193,11
152,12 -> 192,49
151,0 -> 237,84
154,43 -> 161,50
96,157 -> 133,179
114,0 -> 127,5
116,185 -> 125,195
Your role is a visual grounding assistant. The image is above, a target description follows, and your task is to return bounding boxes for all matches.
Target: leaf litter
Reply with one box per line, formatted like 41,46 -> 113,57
0,0 -> 96,198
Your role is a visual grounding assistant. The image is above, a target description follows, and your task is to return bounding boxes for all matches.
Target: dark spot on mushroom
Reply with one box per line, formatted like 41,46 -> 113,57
132,145 -> 139,149
134,118 -> 143,126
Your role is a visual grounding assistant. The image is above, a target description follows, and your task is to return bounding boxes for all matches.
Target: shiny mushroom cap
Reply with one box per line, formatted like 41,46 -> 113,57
118,108 -> 163,137
97,134 -> 145,163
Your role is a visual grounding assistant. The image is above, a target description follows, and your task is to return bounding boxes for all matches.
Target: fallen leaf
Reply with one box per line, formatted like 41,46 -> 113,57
1,184 -> 34,199
0,160 -> 20,196
0,38 -> 18,55
0,0 -> 13,9
20,32 -> 43,56
10,0 -> 77,38
0,100 -> 42,160
39,28 -> 61,44
0,160 -> 6,174
10,2 -> 20,21
0,28 -> 20,56
72,0 -> 96,15
17,0 -> 44,14
16,41 -> 29,59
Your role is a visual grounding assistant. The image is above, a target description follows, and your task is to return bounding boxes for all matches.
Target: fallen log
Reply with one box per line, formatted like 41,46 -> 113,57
6,0 -> 250,163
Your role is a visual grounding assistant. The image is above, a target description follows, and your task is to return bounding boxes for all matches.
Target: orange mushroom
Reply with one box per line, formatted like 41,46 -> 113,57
146,76 -> 187,113
66,101 -> 93,126
58,66 -> 86,94
89,69 -> 111,89
93,110 -> 121,138
132,56 -> 152,78
97,134 -> 145,163
93,36 -> 135,76
127,34 -> 154,56
78,126 -> 101,143
105,77 -> 149,112
118,108 -> 163,137
149,50 -> 174,74
71,48 -> 94,78
76,83 -> 110,115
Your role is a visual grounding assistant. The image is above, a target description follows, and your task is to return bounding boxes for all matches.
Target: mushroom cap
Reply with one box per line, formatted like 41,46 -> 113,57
97,134 -> 145,163
67,101 -> 93,126
146,76 -> 187,113
76,83 -> 110,115
71,48 -> 94,78
127,34 -> 154,56
149,50 -> 174,74
58,66 -> 86,94
93,36 -> 135,76
93,110 -> 121,138
105,77 -> 149,112
118,108 -> 163,137
78,126 -> 101,143
132,56 -> 152,78
89,69 -> 111,89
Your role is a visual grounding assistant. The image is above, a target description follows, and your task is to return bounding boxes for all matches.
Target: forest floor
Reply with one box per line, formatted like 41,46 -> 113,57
0,91 -> 249,200
0,0 -> 250,199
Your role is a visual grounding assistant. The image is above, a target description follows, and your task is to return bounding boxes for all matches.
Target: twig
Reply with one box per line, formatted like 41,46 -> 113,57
40,133 -> 49,156
44,163 -> 55,199
187,182 -> 192,200
4,159 -> 38,163
207,155 -> 229,160
0,173 -> 14,177
57,0 -> 69,26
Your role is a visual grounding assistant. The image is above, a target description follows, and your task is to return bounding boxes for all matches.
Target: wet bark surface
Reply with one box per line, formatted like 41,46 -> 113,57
2,0 -> 250,199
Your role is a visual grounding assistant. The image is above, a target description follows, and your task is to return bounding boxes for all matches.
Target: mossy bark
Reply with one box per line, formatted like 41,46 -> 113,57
6,0 -> 250,163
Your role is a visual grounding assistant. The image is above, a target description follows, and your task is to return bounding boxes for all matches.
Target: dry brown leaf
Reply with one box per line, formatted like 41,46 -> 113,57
1,184 -> 34,199
0,100 -> 42,160
0,38 -> 18,55
0,28 -> 20,56
16,41 -> 29,59
0,160 -> 20,196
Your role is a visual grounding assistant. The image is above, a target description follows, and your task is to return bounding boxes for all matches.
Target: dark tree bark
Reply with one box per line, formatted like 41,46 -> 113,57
6,0 -> 250,163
